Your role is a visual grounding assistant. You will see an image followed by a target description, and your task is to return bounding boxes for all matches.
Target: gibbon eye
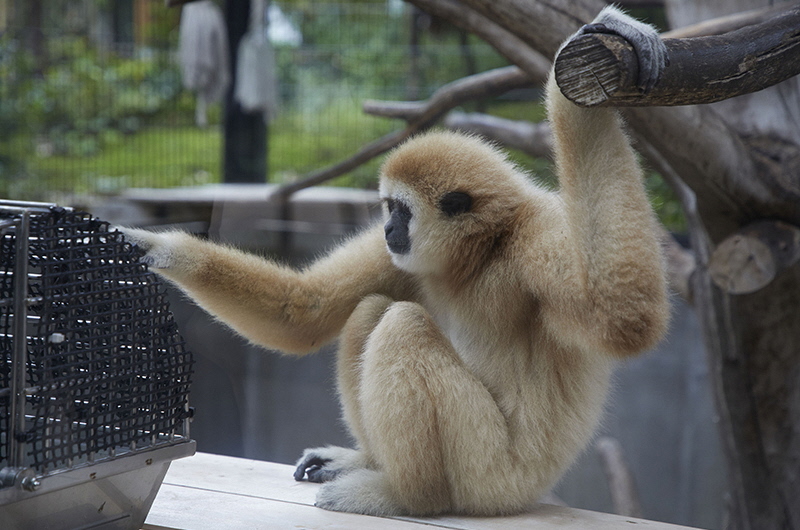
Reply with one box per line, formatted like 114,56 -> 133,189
439,191 -> 472,217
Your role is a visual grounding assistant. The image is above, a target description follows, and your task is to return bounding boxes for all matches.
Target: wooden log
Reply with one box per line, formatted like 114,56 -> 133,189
554,6 -> 800,107
709,220 -> 800,295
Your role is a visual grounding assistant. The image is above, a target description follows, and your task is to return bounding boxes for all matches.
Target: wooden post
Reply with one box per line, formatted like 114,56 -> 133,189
223,0 -> 268,183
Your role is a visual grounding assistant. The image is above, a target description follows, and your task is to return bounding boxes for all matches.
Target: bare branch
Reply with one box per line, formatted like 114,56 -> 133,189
635,138 -> 709,303
453,0 -> 603,60
275,67 -> 533,198
406,0 -> 552,83
664,2 -> 799,38
363,66 -> 534,122
555,7 -> 800,107
657,227 -> 696,304
443,112 -> 553,160
595,437 -> 643,518
274,129 -> 408,198
624,103 -> 793,242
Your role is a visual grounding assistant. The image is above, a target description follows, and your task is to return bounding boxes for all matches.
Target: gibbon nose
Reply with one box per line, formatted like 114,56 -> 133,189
384,217 -> 411,255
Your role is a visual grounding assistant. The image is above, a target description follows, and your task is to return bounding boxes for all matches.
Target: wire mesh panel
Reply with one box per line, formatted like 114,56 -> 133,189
0,203 -> 193,477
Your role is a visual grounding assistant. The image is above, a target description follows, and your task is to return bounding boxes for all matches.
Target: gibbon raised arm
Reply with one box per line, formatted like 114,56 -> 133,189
123,5 -> 669,518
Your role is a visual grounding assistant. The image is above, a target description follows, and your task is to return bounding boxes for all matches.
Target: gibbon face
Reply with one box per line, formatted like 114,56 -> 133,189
379,131 -> 529,279
379,181 -> 472,275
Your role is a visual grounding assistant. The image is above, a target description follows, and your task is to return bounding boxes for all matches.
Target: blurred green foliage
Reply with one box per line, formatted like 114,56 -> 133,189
0,1 -> 684,232
0,36 -> 184,158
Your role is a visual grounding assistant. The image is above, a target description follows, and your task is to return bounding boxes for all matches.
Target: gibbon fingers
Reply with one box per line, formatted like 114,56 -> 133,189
123,5 -> 670,518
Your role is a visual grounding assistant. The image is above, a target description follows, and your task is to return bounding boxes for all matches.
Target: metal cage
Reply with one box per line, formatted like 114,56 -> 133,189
0,200 -> 195,529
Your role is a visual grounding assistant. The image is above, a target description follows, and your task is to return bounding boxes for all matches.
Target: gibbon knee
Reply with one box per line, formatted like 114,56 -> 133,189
337,294 -> 394,450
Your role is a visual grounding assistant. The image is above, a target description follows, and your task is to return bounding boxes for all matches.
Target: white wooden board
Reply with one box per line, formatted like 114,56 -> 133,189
143,453 -> 699,530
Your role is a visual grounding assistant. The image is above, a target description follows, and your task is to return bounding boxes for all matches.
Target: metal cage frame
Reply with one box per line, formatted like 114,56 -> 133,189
0,200 -> 195,529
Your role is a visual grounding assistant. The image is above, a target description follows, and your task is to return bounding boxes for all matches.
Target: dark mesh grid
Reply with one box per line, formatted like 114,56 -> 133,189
0,206 -> 193,474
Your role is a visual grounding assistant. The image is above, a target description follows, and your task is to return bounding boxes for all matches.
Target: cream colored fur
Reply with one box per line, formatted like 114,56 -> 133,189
123,7 -> 670,518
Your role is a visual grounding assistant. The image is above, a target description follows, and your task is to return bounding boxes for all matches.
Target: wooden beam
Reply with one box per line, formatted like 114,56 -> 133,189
709,220 -> 800,295
554,6 -> 800,107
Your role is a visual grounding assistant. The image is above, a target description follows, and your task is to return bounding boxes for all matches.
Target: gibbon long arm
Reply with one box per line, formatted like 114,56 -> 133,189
123,226 -> 414,354
538,74 -> 668,357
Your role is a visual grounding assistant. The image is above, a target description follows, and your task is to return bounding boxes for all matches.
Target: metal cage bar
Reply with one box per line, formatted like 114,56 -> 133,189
1,200 -> 195,490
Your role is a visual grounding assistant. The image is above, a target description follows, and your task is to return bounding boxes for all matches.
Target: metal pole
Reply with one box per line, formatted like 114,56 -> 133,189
9,211 -> 30,468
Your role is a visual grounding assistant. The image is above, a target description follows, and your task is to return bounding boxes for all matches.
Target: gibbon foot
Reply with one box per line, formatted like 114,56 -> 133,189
293,454 -> 331,483
294,446 -> 364,484
315,469 -> 406,516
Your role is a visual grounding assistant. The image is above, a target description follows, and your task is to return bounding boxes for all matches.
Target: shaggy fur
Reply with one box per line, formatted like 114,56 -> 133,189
123,7 -> 670,518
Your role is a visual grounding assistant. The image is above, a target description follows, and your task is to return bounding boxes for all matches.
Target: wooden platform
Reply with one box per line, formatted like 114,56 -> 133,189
143,453 -> 699,530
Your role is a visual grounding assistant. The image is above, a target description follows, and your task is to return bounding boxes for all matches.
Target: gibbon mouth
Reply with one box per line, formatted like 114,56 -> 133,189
386,240 -> 410,255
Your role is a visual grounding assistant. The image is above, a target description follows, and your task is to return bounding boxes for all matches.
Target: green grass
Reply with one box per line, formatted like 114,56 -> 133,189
5,127 -> 222,198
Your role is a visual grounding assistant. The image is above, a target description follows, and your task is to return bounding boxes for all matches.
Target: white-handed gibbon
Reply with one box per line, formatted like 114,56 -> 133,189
123,6 -> 670,517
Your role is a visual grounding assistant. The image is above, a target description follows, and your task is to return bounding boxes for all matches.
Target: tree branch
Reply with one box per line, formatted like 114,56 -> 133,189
709,220 -> 800,295
453,0 -> 603,60
554,7 -> 800,107
275,67 -> 533,198
595,437 -> 643,518
443,112 -> 553,160
405,0 -> 552,83
623,103 -> 790,242
664,2 -> 798,39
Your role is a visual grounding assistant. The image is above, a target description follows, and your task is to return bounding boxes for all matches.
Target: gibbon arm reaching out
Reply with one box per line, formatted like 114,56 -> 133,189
123,225 -> 415,355
123,5 -> 670,518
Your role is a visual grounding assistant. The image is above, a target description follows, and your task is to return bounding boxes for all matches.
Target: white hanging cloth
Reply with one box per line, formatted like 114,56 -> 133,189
178,0 -> 230,127
234,0 -> 279,121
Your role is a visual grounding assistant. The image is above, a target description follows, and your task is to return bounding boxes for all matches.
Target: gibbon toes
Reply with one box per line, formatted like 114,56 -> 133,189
293,446 -> 364,484
294,454 -> 332,483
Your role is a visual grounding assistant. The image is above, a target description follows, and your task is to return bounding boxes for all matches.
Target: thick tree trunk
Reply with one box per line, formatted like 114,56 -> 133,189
690,255 -> 799,529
